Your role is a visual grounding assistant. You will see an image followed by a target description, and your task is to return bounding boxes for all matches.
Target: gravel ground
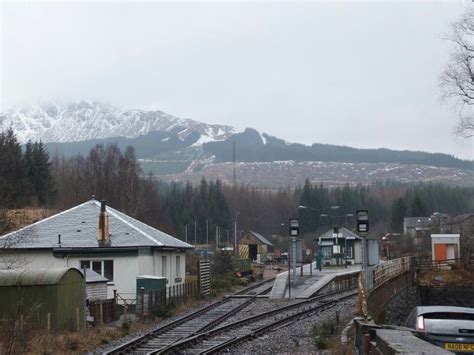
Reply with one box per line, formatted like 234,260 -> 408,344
219,298 -> 302,327
91,280 -> 268,354
228,296 -> 357,355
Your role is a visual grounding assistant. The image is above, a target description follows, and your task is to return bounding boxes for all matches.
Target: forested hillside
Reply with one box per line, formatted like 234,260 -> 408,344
1,130 -> 473,242
204,129 -> 473,170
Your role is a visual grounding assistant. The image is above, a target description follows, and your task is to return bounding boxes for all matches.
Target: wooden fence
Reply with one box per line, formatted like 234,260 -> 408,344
198,260 -> 211,295
88,298 -> 117,325
417,257 -> 474,271
371,256 -> 415,290
133,279 -> 199,318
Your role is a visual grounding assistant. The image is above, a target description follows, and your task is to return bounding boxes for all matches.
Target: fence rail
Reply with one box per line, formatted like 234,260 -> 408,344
116,280 -> 200,319
88,299 -> 117,325
417,257 -> 474,270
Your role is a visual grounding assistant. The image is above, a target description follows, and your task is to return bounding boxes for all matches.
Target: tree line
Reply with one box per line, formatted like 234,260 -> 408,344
1,130 -> 473,242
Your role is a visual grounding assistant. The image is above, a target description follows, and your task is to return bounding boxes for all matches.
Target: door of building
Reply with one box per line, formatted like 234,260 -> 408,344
248,244 -> 258,260
446,244 -> 456,260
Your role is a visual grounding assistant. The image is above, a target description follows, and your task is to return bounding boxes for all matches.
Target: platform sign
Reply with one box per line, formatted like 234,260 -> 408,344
289,218 -> 299,236
356,210 -> 369,233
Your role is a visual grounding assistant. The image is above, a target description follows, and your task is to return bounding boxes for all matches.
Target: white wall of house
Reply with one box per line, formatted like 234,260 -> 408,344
151,250 -> 186,287
0,249 -> 187,299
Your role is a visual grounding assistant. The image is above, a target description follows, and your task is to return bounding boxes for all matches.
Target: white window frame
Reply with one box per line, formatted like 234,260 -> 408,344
346,245 -> 353,259
161,256 -> 168,279
79,259 -> 114,281
175,255 -> 181,278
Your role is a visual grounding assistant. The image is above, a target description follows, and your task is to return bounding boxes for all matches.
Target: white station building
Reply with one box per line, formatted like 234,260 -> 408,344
0,199 -> 193,298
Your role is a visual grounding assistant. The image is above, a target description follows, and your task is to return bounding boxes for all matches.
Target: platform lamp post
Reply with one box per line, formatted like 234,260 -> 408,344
298,205 -> 340,271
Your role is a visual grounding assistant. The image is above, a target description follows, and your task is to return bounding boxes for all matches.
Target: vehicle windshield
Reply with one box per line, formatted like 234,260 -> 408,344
423,312 -> 474,321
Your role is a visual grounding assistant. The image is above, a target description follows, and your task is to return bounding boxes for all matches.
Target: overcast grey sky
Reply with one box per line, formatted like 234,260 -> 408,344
1,1 -> 473,159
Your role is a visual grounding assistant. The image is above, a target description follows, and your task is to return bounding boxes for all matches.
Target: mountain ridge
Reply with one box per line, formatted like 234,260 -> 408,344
0,100 -> 472,171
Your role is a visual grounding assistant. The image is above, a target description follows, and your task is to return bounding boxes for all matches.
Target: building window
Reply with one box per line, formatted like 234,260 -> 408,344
321,246 -> 332,259
80,260 -> 114,281
346,246 -> 353,259
162,256 -> 167,278
175,255 -> 181,278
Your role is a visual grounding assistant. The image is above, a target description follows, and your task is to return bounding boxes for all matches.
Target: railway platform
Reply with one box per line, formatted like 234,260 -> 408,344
269,262 -> 361,299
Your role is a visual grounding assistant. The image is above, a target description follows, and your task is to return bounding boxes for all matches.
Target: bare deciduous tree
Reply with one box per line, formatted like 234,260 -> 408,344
441,7 -> 474,138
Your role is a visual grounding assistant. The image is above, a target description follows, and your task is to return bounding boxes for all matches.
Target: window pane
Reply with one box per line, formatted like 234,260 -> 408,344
104,260 -> 114,281
162,256 -> 167,278
80,260 -> 90,269
175,256 -> 180,277
92,261 -> 101,275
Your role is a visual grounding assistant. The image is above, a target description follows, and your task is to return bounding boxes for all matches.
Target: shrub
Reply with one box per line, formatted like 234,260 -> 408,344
312,319 -> 337,350
151,300 -> 177,319
66,338 -> 79,351
121,319 -> 131,336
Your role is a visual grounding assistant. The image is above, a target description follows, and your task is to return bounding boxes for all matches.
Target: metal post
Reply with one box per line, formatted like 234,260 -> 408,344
140,287 -> 145,319
206,219 -> 209,260
234,219 -> 237,256
194,220 -> 197,245
292,237 -> 297,282
345,215 -> 348,268
344,236 -> 347,268
288,247 -> 291,299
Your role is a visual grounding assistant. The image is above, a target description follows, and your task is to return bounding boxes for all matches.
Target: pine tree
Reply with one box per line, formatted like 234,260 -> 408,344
390,197 -> 407,232
27,142 -> 55,205
0,129 -> 28,207
411,193 -> 427,217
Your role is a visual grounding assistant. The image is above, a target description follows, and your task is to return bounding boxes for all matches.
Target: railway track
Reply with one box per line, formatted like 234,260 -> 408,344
155,288 -> 357,354
103,278 -> 275,355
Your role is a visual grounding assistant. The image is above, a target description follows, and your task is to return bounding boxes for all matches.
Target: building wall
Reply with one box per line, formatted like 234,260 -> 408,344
0,269 -> 85,331
1,250 -> 138,298
151,250 -> 186,286
86,282 -> 107,301
1,249 -> 187,297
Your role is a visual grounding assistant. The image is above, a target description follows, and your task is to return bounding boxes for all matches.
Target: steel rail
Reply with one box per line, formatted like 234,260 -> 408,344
103,278 -> 275,355
197,291 -> 358,354
153,288 -> 358,354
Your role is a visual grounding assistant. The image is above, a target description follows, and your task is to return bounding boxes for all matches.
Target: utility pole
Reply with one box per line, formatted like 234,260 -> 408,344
234,219 -> 237,257
206,219 -> 209,260
194,220 -> 197,246
185,224 -> 188,244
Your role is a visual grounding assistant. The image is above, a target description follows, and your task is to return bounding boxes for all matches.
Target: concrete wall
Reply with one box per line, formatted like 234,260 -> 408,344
419,286 -> 474,308
383,284 -> 418,326
366,271 -> 417,324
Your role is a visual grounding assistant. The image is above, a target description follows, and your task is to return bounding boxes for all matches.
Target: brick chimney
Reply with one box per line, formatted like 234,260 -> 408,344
98,200 -> 110,246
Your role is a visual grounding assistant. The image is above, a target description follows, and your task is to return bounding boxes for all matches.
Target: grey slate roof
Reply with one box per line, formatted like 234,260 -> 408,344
0,199 -> 193,250
403,217 -> 436,229
79,269 -> 108,283
319,227 -> 361,240
249,231 -> 273,246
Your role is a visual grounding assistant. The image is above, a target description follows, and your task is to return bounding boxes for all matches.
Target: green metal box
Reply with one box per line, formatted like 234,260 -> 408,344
136,275 -> 167,294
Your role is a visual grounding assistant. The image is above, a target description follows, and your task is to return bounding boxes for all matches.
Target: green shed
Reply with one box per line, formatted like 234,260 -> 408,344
136,275 -> 167,294
0,268 -> 85,331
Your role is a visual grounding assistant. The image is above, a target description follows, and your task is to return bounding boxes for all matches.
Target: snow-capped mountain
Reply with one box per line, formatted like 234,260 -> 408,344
1,100 -> 471,178
0,100 -> 240,144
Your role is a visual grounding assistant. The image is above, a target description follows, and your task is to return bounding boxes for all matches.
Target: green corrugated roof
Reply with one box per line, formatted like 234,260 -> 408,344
0,268 -> 82,286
